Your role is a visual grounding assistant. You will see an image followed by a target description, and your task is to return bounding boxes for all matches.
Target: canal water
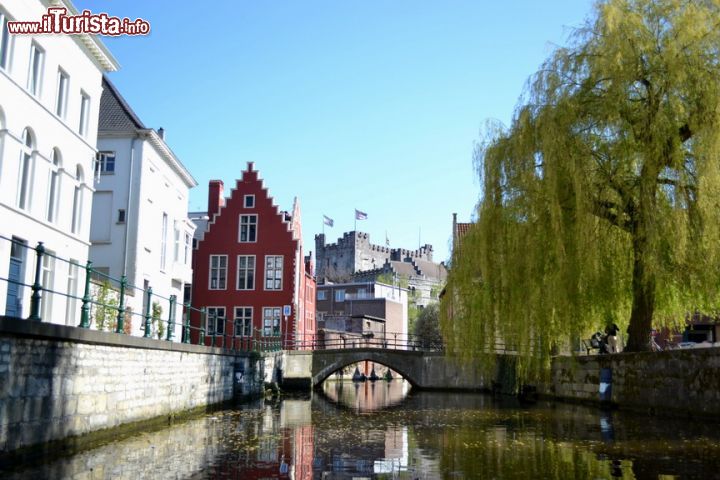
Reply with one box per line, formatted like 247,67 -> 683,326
4,379 -> 720,479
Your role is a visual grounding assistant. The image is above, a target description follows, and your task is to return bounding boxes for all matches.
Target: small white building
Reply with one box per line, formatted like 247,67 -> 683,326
0,0 -> 118,324
89,77 -> 197,339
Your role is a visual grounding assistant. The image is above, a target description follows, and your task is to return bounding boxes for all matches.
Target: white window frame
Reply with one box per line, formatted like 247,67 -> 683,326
65,260 -> 79,326
27,42 -> 44,97
46,148 -> 61,223
173,227 -> 180,263
17,128 -> 34,210
334,289 -> 345,302
238,214 -> 257,243
317,290 -> 327,301
206,306 -> 226,337
236,255 -> 256,290
208,254 -> 227,290
234,306 -> 253,337
184,233 -> 191,265
71,166 -> 83,235
243,194 -> 255,208
79,91 -> 91,137
55,68 -> 69,118
0,9 -> 13,71
264,255 -> 283,291
262,307 -> 281,337
40,250 -> 55,322
160,213 -> 168,271
95,151 -> 115,175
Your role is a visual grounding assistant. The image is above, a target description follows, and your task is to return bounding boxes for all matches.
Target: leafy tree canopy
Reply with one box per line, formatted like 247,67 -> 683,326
442,0 -> 720,380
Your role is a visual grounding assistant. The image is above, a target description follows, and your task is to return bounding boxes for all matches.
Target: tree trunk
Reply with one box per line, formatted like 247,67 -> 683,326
625,240 -> 655,351
625,164 -> 657,352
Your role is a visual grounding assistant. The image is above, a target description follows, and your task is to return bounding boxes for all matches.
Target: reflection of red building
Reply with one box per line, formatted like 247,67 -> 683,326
292,424 -> 314,480
190,162 -> 315,348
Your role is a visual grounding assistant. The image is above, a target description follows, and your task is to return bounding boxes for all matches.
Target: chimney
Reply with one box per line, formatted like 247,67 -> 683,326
158,127 -> 165,140
208,180 -> 224,218
452,213 -> 458,250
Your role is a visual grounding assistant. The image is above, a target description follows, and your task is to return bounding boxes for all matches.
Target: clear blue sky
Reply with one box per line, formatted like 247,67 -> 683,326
76,0 -> 594,263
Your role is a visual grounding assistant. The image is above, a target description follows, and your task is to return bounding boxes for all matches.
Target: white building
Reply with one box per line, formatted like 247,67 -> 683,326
0,0 -> 118,324
89,77 -> 197,339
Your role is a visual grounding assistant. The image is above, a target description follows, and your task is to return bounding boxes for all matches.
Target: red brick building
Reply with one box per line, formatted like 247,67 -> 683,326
190,162 -> 315,349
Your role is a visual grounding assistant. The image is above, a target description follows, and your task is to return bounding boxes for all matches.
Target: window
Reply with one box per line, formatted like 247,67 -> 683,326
0,10 -> 12,70
71,166 -> 83,234
334,289 -> 345,302
27,42 -> 44,96
239,214 -> 257,242
47,148 -> 61,222
206,306 -> 225,336
79,91 -> 90,136
40,250 -> 55,322
55,69 -> 69,118
17,128 -> 34,210
237,255 -> 255,290
209,255 -> 227,290
65,260 -> 79,325
173,227 -> 180,262
95,151 -> 115,175
317,290 -> 327,301
262,307 -> 281,336
184,233 -> 191,265
160,213 -> 168,270
264,255 -> 283,290
244,195 -> 255,208
117,209 -> 126,223
234,307 -> 252,337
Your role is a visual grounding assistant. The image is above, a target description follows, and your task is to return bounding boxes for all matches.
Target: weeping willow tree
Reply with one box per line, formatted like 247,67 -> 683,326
442,0 -> 720,381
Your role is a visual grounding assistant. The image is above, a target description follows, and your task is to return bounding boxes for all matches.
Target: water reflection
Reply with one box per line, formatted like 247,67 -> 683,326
321,378 -> 412,412
5,390 -> 720,479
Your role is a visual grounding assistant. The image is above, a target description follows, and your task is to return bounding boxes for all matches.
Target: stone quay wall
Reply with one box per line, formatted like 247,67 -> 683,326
0,317 -> 275,453
540,347 -> 720,417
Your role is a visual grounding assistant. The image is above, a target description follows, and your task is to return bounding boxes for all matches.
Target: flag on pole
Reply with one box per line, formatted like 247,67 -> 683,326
323,215 -> 334,227
355,209 -> 368,220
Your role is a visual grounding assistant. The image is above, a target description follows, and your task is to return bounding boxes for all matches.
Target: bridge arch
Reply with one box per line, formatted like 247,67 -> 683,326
310,349 -> 425,388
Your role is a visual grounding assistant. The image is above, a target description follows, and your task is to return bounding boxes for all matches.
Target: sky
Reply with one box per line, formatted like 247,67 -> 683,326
75,0 -> 595,263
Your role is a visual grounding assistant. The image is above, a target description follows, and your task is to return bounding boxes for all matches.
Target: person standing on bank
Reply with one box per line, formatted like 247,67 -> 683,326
605,322 -> 620,353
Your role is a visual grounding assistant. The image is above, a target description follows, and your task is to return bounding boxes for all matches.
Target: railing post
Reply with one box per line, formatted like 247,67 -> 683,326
199,307 -> 206,345
143,286 -> 153,338
183,303 -> 191,344
167,295 -> 176,341
79,260 -> 93,328
115,275 -> 126,333
28,242 -> 45,322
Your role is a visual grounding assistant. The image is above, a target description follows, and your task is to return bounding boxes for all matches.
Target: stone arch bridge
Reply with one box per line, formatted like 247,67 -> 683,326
280,348 -> 493,390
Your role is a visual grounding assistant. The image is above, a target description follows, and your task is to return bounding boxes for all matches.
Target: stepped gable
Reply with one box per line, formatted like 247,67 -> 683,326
201,162 -> 296,245
412,259 -> 447,282
388,260 -> 419,278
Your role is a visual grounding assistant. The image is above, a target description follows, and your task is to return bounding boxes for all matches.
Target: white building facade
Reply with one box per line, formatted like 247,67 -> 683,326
89,78 -> 197,339
0,0 -> 118,324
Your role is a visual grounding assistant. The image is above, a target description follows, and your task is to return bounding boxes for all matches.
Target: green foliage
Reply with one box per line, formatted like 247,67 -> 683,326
152,301 -> 164,339
93,281 -> 118,332
377,272 -> 394,285
443,0 -> 720,379
414,303 -> 443,349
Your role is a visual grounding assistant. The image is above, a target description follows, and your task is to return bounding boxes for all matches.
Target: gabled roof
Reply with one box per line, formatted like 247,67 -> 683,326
99,76 -> 145,132
97,77 -> 197,188
456,223 -> 472,239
